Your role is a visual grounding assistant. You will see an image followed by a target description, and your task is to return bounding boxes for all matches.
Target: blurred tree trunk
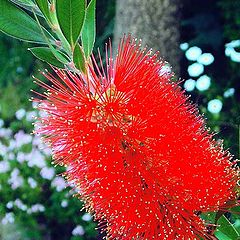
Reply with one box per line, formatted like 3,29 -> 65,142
114,0 -> 180,75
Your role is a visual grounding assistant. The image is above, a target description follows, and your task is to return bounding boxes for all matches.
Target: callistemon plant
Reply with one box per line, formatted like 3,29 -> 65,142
0,0 -> 239,239
31,35 -> 239,239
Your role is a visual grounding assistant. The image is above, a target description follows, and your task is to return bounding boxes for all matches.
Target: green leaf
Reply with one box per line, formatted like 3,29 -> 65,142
56,0 -> 86,48
73,43 -> 86,73
35,0 -> 51,22
10,0 -> 36,8
215,230 -> 233,240
10,0 -> 43,16
32,10 -> 69,65
0,0 -> 49,43
29,47 -> 65,68
81,0 -> 96,58
215,216 -> 240,239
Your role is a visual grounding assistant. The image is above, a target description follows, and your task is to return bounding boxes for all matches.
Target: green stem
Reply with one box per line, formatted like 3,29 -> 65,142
49,0 -> 72,57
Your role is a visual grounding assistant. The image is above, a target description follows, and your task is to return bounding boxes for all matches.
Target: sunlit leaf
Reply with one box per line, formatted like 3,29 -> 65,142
81,0 -> 96,58
56,0 -> 86,47
35,0 -> 51,22
0,0 -> 49,43
215,215 -> 240,239
29,47 -> 65,68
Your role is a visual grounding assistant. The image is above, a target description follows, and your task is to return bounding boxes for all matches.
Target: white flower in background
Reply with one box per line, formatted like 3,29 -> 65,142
61,200 -> 68,208
6,201 -> 13,209
26,111 -> 37,122
225,40 -> 240,63
0,161 -> 10,173
27,209 -> 32,214
207,99 -> 223,114
15,108 -> 26,120
183,79 -> 196,92
32,136 -> 42,146
1,212 -> 15,225
8,139 -> 16,151
225,46 -> 234,57
0,128 -> 12,138
16,152 -> 26,163
26,149 -> 46,168
226,40 -> 240,48
223,88 -> 235,98
28,177 -> 37,188
42,146 -> 52,156
16,152 -> 25,163
14,199 -> 27,211
8,168 -> 24,189
197,53 -> 214,65
185,46 -> 202,61
188,63 -> 204,77
180,42 -> 189,51
229,51 -> 240,62
82,213 -> 92,222
0,119 -> 4,128
0,143 -> 8,156
72,225 -> 85,236
51,176 -> 67,192
40,167 -> 55,180
8,152 -> 15,160
196,75 -> 211,91
14,131 -> 32,147
31,204 -> 45,213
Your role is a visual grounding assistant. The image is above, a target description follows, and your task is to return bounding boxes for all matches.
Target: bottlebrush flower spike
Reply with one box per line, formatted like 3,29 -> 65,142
33,36 -> 239,239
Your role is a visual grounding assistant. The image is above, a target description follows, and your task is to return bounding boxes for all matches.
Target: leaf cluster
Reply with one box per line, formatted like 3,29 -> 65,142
0,0 -> 96,72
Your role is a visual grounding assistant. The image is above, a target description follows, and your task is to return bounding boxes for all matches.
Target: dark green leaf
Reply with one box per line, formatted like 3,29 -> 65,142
56,0 -> 86,47
35,0 -> 51,22
73,43 -> 86,73
48,44 -> 69,64
215,215 -> 240,239
29,47 -> 65,68
0,0 -> 49,43
81,0 -> 96,58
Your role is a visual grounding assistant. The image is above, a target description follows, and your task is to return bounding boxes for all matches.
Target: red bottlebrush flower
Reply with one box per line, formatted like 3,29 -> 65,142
34,36 -> 238,239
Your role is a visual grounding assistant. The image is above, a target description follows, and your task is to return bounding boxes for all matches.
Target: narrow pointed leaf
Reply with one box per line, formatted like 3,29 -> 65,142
0,0 -> 49,43
56,0 -> 86,47
10,0 -> 43,16
29,47 -> 65,68
81,0 -> 96,57
35,0 -> 51,22
73,43 -> 86,73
